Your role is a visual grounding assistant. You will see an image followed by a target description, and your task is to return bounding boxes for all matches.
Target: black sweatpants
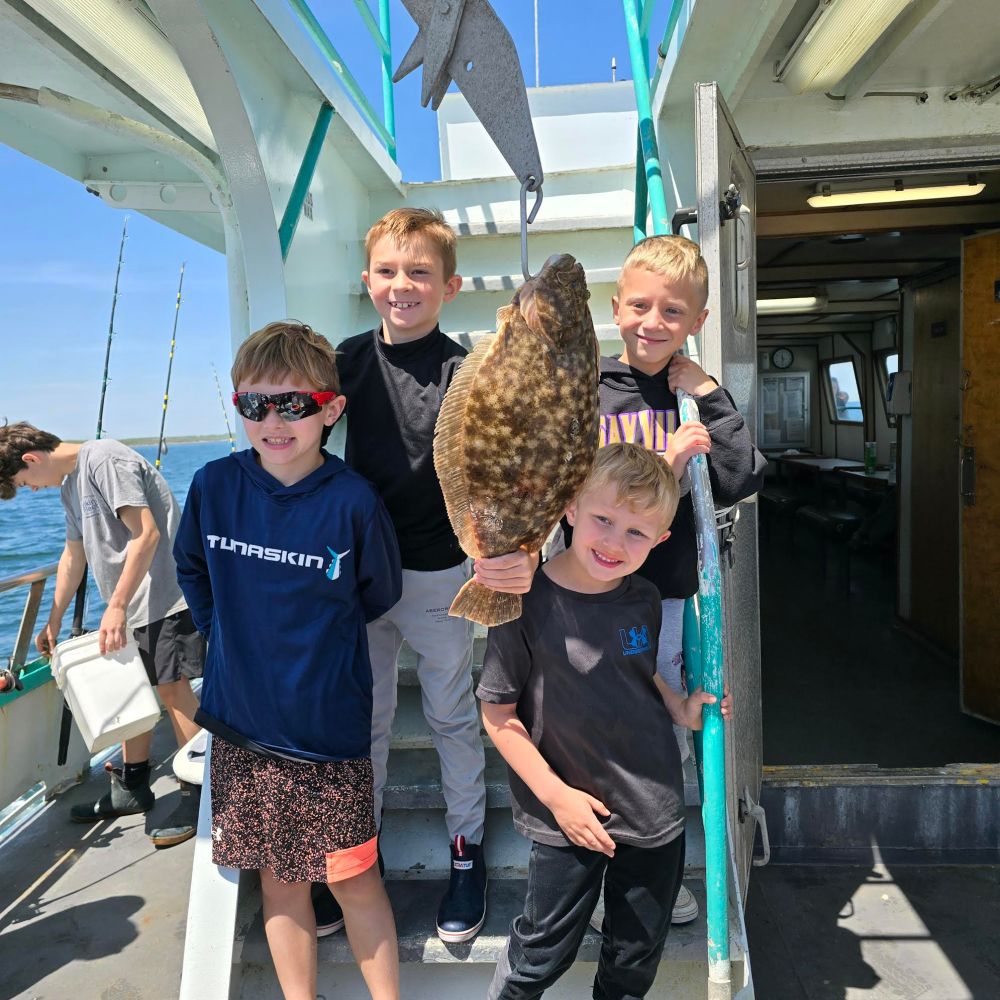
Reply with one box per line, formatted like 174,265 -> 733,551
488,832 -> 685,1000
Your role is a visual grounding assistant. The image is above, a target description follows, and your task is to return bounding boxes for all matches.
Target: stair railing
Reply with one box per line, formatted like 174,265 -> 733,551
286,0 -> 397,161
621,2 -> 733,996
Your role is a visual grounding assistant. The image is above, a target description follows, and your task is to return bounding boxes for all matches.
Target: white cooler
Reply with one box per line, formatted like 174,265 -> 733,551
50,632 -> 162,753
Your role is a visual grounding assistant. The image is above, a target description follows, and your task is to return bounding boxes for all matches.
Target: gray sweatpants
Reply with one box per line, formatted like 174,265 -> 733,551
657,597 -> 691,764
368,562 -> 487,844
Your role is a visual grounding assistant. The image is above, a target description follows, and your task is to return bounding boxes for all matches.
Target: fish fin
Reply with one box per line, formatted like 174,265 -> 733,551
434,334 -> 497,558
449,578 -> 522,627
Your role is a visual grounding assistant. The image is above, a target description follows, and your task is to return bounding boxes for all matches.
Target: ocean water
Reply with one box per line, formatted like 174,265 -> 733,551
0,440 -> 232,662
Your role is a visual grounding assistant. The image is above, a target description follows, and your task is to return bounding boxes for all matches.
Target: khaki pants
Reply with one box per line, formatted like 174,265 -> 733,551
368,562 -> 487,843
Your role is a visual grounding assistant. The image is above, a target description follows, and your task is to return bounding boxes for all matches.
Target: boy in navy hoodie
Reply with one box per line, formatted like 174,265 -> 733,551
173,322 -> 402,1000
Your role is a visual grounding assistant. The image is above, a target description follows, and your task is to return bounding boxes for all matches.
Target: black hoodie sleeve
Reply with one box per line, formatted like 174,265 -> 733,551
696,386 -> 767,506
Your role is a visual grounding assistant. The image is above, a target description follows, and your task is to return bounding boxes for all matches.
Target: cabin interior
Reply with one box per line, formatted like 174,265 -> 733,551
754,164 -> 1000,770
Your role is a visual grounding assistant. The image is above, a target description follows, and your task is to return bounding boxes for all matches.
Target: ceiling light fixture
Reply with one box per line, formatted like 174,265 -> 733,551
757,295 -> 827,315
774,0 -> 914,95
808,179 -> 986,208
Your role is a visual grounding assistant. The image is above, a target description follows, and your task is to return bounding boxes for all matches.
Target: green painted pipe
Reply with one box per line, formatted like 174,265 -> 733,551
352,0 -> 390,56
650,0 -> 687,98
624,0 -> 731,982
682,592 -> 705,801
679,393 -> 730,987
622,0 -> 669,237
379,0 -> 396,163
633,130 -> 648,242
287,0 -> 396,156
279,102 -> 335,261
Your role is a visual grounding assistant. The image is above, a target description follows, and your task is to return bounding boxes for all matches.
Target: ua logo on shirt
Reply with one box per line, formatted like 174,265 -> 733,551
326,547 -> 351,581
619,624 -> 650,656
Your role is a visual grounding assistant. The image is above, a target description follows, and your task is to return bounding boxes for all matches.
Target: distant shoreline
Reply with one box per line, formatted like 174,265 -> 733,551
66,435 -> 231,446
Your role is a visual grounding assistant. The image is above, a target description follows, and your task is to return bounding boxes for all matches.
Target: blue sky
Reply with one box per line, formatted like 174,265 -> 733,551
0,1 -> 660,439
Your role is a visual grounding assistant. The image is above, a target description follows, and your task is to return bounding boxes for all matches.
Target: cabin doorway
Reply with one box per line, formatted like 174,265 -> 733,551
754,165 -> 1000,769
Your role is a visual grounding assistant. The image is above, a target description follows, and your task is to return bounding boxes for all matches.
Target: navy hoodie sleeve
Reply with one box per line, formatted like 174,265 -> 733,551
697,386 -> 767,506
356,497 -> 403,623
173,470 -> 215,640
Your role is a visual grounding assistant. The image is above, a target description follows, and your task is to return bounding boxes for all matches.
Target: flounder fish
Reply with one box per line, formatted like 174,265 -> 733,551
434,253 -> 600,626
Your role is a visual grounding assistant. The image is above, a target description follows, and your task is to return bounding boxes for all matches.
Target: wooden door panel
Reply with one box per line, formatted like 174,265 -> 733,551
961,233 -> 1000,723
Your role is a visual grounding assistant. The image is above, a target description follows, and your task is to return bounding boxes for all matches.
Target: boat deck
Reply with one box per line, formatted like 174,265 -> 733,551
1,723 -> 192,1000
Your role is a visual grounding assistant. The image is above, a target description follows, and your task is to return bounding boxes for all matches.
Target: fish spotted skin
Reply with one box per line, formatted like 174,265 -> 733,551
434,254 -> 600,625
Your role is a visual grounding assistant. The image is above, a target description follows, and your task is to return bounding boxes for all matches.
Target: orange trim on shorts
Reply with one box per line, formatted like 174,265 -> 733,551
325,836 -> 378,883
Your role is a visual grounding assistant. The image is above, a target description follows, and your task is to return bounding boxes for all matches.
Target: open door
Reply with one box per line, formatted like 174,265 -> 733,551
693,82 -> 763,901
960,232 -> 1000,724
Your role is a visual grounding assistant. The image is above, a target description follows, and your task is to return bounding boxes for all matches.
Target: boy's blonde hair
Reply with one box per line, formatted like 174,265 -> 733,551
618,235 -> 709,309
231,321 -> 340,393
365,207 -> 457,280
580,442 -> 680,533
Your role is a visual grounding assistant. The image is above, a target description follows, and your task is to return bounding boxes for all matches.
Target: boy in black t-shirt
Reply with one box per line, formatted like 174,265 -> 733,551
479,444 -> 731,1000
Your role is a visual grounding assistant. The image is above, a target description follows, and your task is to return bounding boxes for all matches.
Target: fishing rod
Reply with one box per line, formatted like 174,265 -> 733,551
96,217 -> 128,440
155,263 -> 186,468
212,363 -> 236,453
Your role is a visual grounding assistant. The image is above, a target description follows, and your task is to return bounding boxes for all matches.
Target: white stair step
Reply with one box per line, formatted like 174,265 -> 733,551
350,266 -> 619,296
385,746 -> 702,812
237,876 -> 745,990
384,747 -> 512,810
383,164 -> 636,233
377,806 -> 705,880
378,807 -> 529,879
442,323 -> 621,352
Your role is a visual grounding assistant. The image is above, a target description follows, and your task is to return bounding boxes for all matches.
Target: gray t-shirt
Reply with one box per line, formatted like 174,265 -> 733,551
61,439 -> 186,629
477,570 -> 685,849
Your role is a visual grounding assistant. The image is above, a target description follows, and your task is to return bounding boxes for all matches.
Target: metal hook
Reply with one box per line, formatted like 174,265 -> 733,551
520,175 -> 543,281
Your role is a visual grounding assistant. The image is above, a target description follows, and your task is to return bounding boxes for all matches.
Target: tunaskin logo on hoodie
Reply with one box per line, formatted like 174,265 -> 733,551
205,535 -> 349,581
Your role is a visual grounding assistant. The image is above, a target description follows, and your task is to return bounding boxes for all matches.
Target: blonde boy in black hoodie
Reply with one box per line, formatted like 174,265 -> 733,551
590,235 -> 765,924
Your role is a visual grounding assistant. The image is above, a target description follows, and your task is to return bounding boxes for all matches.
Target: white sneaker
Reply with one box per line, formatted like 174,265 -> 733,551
671,884 -> 699,924
589,882 -> 699,932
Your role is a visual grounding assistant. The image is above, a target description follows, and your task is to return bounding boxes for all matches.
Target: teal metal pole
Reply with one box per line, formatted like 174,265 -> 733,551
650,0 -> 687,97
679,396 -> 730,989
622,0 -> 669,236
379,0 -> 396,162
633,131 -> 648,241
682,591 -> 705,801
626,0 -> 730,990
279,102 -> 335,261
352,0 -> 390,55
287,0 -> 396,156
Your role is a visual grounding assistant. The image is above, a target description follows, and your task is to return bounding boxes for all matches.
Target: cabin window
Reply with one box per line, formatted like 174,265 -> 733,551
876,349 -> 899,427
824,357 -> 863,424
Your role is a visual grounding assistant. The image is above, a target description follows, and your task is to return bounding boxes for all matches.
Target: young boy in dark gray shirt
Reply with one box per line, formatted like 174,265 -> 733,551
478,443 -> 731,1000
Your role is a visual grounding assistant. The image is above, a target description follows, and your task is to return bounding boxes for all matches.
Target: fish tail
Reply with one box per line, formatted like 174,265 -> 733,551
449,579 -> 522,627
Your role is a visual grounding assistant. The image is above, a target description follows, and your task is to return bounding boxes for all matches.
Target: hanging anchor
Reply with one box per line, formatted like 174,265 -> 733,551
395,0 -> 544,198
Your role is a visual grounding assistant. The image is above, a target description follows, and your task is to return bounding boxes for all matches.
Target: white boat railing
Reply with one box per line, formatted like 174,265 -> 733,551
0,564 -> 91,817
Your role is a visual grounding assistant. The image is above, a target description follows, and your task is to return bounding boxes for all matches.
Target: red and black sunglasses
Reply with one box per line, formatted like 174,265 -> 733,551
232,390 -> 337,422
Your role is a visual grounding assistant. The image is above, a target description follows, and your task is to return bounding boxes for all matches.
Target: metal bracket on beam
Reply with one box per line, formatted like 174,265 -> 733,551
83,180 -> 221,213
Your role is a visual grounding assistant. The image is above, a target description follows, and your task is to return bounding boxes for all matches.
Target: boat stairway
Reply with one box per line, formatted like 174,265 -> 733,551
233,632 -> 747,999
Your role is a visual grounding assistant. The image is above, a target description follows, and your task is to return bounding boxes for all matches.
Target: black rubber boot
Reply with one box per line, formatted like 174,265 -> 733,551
436,836 -> 487,943
70,761 -> 155,822
149,781 -> 200,848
